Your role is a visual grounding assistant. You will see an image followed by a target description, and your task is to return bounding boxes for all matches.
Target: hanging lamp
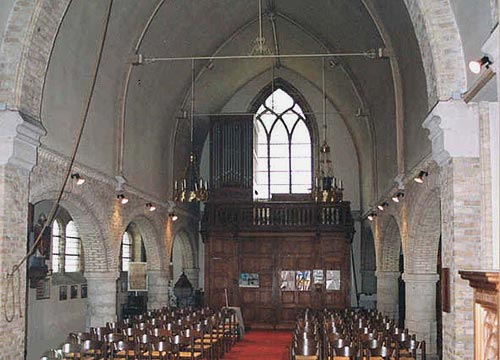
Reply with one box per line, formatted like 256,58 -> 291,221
313,58 -> 344,203
173,60 -> 209,202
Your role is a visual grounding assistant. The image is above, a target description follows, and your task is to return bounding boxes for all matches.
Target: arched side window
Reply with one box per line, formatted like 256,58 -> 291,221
65,221 -> 81,272
254,88 -> 312,199
51,220 -> 61,273
120,225 -> 147,272
121,231 -> 132,272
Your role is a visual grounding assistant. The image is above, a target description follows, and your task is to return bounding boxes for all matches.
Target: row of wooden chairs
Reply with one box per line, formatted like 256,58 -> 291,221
290,308 -> 426,360
40,307 -> 239,360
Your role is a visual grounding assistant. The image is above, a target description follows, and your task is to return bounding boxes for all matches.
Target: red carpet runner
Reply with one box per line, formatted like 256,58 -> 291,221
224,330 -> 291,360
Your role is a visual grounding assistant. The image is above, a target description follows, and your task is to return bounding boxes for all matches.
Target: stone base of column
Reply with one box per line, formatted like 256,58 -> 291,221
85,271 -> 119,328
402,273 -> 439,356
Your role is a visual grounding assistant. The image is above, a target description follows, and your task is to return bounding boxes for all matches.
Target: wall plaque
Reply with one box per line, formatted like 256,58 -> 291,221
128,262 -> 148,291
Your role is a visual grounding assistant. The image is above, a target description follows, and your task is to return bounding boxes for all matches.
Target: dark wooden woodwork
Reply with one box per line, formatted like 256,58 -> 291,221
459,270 -> 500,360
203,201 -> 353,329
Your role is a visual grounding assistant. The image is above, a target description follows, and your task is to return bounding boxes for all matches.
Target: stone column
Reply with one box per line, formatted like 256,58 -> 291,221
0,111 -> 45,359
147,270 -> 169,310
375,271 -> 400,321
403,273 -> 439,355
85,271 -> 119,328
424,100 -> 482,360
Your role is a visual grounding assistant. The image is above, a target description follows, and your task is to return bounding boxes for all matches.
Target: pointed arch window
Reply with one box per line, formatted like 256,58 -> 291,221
121,231 -> 132,272
65,221 -> 81,272
51,220 -> 61,273
254,88 -> 312,199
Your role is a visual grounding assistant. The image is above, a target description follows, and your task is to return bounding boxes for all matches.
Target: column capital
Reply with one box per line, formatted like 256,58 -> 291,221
423,100 -> 479,166
402,272 -> 439,283
0,110 -> 46,171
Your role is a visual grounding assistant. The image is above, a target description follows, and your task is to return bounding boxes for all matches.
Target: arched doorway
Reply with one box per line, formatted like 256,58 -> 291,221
117,222 -> 147,319
171,231 -> 197,288
26,201 -> 87,359
377,215 -> 402,322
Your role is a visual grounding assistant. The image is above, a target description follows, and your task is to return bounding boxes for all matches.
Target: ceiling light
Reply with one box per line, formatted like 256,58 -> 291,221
70,173 -> 85,185
468,56 -> 492,74
377,202 -> 389,211
414,171 -> 428,184
169,213 -> 178,222
146,203 -> 156,212
367,213 -> 377,221
391,192 -> 404,203
117,194 -> 128,205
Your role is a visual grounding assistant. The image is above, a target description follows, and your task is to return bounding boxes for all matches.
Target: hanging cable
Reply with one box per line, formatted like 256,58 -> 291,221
190,58 -> 195,145
322,57 -> 327,143
2,0 -> 114,322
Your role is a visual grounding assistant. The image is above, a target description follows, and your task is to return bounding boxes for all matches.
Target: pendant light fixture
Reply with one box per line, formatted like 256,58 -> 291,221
313,58 -> 344,203
249,0 -> 273,56
173,60 -> 209,202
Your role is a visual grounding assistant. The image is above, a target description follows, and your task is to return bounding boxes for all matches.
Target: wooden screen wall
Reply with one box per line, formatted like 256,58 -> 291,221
205,231 -> 350,329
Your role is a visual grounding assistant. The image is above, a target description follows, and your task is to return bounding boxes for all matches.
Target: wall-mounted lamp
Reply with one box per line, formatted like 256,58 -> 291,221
70,173 -> 85,185
469,56 -> 492,74
146,203 -> 156,212
391,192 -> 404,203
367,213 -> 377,221
169,213 -> 178,222
414,171 -> 429,184
377,202 -> 389,211
117,194 -> 128,205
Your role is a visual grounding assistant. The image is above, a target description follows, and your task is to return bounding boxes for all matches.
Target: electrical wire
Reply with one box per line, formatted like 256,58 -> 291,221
2,0 -> 114,322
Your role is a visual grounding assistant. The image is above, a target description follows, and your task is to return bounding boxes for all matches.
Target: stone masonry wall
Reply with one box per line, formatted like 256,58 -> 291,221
0,165 -> 29,359
440,157 -> 481,360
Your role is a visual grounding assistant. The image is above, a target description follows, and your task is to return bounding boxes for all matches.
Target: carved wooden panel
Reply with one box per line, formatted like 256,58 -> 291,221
206,231 -> 351,329
459,271 -> 500,360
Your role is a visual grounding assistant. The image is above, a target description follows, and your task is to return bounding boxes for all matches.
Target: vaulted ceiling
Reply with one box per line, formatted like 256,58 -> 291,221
41,0 -> 430,208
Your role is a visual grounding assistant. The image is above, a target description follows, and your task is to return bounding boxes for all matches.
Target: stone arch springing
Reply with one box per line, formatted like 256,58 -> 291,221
379,215 -> 402,273
120,210 -> 164,272
29,190 -> 110,272
405,189 -> 441,274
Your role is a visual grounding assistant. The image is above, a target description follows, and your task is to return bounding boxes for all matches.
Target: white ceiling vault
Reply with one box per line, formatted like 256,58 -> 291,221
41,0 -> 432,209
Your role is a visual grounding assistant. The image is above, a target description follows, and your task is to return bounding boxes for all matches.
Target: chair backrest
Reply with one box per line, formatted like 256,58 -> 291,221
39,349 -> 62,360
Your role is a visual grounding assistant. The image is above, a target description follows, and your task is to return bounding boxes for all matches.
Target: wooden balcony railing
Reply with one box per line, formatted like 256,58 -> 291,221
201,201 -> 353,233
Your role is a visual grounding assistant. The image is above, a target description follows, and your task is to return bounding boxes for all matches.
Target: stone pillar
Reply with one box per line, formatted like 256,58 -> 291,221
85,271 -> 119,328
147,270 -> 169,310
0,111 -> 45,359
375,271 -> 400,321
403,273 -> 439,355
424,100 -> 482,360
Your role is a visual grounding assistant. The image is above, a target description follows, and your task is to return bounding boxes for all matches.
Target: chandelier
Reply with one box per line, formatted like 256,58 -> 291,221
248,0 -> 273,56
173,60 -> 209,203
313,58 -> 344,203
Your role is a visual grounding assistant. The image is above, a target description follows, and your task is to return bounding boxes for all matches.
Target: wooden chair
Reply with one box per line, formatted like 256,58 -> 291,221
113,340 -> 135,360
79,339 -> 104,360
59,342 -> 81,359
39,349 -> 62,360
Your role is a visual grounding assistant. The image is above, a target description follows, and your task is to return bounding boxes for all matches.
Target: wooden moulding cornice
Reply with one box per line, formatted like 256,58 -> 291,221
459,270 -> 500,292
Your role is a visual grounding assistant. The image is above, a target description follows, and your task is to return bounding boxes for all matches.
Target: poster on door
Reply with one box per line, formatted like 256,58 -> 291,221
295,271 -> 311,291
280,270 -> 296,291
326,270 -> 341,290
